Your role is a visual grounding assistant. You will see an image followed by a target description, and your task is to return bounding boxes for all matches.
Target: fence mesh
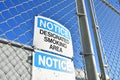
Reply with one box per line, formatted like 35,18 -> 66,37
93,0 -> 120,80
0,0 -> 86,80
0,40 -> 32,80
0,0 -> 120,80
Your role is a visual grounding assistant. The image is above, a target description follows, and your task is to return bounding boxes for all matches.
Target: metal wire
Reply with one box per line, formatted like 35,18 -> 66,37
0,0 -> 85,80
93,0 -> 120,80
0,0 -> 119,80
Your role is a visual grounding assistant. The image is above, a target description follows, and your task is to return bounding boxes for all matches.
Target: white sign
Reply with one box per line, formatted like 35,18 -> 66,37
32,50 -> 75,80
33,16 -> 73,58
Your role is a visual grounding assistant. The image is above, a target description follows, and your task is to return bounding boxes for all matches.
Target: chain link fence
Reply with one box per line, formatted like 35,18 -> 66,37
0,39 -> 32,80
0,0 -> 120,80
0,0 -> 86,80
93,0 -> 120,80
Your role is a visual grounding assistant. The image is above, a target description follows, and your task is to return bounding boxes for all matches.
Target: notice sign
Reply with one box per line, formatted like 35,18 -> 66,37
33,16 -> 73,58
32,51 -> 75,80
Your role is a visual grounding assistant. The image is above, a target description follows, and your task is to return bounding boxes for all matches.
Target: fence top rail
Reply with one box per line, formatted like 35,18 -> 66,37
0,38 -> 33,51
101,0 -> 120,15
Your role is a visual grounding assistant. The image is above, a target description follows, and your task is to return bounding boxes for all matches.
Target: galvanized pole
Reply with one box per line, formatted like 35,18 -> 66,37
76,0 -> 98,80
87,0 -> 107,80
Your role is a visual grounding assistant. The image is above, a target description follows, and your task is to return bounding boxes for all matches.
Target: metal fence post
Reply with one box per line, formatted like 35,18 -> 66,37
76,0 -> 98,80
87,0 -> 107,80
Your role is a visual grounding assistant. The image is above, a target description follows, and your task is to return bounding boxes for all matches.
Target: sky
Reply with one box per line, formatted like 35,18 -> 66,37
0,0 -> 120,79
